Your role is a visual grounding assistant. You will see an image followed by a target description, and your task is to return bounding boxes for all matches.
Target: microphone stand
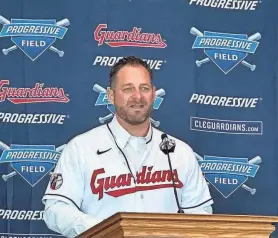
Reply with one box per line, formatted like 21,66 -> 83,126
163,138 -> 184,214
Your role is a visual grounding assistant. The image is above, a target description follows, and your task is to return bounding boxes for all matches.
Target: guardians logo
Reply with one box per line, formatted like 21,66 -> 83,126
94,24 -> 167,48
91,166 -> 183,200
0,80 -> 70,104
0,15 -> 69,61
190,27 -> 261,74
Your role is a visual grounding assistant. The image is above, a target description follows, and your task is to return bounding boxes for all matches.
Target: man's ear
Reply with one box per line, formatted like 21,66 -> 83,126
107,87 -> 115,105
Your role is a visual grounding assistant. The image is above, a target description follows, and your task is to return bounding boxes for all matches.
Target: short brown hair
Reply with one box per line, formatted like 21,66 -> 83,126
109,56 -> 152,88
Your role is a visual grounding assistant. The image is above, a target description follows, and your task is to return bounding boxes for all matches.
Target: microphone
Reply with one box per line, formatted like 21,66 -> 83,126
160,134 -> 184,214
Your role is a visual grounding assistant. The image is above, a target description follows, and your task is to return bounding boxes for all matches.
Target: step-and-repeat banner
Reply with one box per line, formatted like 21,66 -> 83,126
0,0 -> 277,237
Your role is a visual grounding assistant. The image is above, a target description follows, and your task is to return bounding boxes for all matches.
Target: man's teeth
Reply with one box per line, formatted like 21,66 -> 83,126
131,105 -> 143,108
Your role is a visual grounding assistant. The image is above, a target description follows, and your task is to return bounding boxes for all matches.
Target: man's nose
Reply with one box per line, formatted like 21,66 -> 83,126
132,89 -> 143,99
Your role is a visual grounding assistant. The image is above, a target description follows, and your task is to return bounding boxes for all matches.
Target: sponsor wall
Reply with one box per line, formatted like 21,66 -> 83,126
0,0 -> 278,237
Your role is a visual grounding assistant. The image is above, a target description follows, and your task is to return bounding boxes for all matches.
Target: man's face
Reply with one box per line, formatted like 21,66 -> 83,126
108,65 -> 155,125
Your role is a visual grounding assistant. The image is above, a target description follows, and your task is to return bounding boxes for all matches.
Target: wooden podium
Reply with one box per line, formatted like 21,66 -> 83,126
79,212 -> 278,238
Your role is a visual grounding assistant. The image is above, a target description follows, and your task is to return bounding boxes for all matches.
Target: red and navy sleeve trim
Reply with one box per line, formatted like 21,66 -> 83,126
44,194 -> 80,210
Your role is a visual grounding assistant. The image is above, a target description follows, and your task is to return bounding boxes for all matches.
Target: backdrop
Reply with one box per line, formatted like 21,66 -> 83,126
0,0 -> 277,237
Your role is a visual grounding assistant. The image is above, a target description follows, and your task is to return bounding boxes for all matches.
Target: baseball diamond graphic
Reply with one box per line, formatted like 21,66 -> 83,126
0,140 -> 65,186
0,15 -> 69,61
190,27 -> 261,74
195,152 -> 261,198
93,84 -> 165,127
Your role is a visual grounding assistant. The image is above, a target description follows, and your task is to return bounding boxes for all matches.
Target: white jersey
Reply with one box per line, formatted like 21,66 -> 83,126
42,117 -> 213,236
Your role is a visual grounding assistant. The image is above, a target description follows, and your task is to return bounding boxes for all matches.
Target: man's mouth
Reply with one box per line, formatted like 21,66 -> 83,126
130,104 -> 144,109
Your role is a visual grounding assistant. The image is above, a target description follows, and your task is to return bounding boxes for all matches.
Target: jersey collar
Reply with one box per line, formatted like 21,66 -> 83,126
108,116 -> 153,150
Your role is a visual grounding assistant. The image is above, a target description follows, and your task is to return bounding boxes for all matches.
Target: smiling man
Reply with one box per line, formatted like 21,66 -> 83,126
42,56 -> 213,238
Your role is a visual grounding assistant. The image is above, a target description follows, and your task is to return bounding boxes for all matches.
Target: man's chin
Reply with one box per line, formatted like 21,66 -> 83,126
124,115 -> 149,125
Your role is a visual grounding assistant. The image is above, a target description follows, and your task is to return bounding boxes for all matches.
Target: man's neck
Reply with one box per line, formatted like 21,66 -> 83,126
116,115 -> 150,137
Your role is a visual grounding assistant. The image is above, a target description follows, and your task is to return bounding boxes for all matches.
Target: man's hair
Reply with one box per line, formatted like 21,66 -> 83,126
109,56 -> 152,88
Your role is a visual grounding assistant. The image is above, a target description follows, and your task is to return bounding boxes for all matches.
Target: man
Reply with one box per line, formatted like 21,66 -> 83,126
42,56 -> 213,237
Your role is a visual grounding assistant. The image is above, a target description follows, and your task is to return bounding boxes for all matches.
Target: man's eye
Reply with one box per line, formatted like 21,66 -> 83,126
123,88 -> 133,92
141,87 -> 150,92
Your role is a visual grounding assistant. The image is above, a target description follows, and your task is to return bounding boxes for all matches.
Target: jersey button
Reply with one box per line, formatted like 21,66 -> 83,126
141,194 -> 144,199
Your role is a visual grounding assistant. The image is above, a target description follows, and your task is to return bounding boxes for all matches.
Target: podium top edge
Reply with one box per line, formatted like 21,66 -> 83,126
111,212 -> 278,223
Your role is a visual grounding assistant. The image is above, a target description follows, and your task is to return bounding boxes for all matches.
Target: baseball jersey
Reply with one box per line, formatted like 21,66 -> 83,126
42,117 -> 213,236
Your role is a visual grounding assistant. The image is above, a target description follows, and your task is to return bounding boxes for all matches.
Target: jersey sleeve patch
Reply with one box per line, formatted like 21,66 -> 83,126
50,173 -> 63,190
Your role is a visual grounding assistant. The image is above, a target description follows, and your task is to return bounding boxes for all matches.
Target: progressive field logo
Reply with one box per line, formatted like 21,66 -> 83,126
195,152 -> 261,198
0,142 -> 65,186
0,15 -> 69,60
190,27 -> 261,74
